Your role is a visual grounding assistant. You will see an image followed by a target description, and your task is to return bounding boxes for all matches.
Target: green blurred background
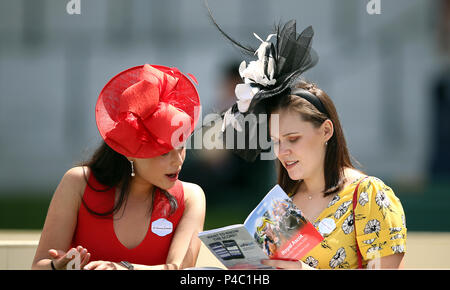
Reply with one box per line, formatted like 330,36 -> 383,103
0,0 -> 449,234
1,178 -> 449,232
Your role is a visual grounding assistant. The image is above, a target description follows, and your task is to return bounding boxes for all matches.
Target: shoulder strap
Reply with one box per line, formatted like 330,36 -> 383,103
353,176 -> 368,269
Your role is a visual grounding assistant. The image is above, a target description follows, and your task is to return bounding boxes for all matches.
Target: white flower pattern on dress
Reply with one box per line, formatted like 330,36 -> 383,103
328,195 -> 340,208
390,234 -> 403,240
329,247 -> 347,269
359,191 -> 369,206
375,190 -> 391,208
298,176 -> 406,269
363,238 -> 376,244
391,245 -> 405,254
364,219 -> 381,235
305,256 -> 319,268
334,200 -> 352,219
342,215 -> 354,235
367,244 -> 383,254
389,227 -> 402,234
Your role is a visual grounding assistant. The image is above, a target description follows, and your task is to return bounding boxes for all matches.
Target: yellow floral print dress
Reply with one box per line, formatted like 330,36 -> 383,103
289,176 -> 407,269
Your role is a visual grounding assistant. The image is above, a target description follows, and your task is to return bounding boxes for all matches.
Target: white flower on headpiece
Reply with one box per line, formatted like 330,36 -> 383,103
234,33 -> 277,113
221,107 -> 243,132
234,79 -> 258,113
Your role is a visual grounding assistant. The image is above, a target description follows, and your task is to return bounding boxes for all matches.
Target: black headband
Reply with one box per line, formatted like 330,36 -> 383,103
290,87 -> 328,116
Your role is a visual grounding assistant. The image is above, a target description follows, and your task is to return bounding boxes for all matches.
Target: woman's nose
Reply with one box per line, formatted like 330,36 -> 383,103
171,148 -> 184,166
276,141 -> 291,157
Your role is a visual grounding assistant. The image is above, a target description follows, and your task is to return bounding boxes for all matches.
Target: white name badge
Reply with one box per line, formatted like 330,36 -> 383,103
318,218 -> 336,236
151,218 -> 173,237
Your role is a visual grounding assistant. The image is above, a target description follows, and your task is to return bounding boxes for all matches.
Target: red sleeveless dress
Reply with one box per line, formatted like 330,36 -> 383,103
71,172 -> 185,265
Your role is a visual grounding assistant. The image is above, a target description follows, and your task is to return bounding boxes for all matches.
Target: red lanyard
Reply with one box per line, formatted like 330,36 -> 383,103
352,176 -> 368,269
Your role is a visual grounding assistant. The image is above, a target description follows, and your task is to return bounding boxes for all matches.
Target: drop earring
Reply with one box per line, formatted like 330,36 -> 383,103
130,160 -> 135,177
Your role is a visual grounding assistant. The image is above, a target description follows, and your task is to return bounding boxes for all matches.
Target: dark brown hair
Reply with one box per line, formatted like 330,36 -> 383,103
78,141 -> 178,217
267,80 -> 357,197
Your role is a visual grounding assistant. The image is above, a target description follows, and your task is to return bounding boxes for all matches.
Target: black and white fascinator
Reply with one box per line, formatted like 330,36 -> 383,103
206,3 -> 322,162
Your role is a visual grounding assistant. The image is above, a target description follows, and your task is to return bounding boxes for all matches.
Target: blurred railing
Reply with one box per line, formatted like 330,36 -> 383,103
0,231 -> 449,269
0,240 -> 39,269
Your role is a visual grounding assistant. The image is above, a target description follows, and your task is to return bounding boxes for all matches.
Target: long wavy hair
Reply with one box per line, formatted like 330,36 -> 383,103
78,141 -> 178,217
267,80 -> 359,197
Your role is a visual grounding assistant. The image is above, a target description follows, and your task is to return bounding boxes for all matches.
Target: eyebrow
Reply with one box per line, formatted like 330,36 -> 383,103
270,132 -> 300,140
282,132 -> 300,137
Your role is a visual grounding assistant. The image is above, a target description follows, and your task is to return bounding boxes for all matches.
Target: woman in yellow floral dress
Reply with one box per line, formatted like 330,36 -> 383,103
212,17 -> 407,269
261,80 -> 407,269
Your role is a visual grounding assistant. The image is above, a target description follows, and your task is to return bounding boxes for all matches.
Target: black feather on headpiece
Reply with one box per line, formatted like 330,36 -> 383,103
205,2 -> 322,162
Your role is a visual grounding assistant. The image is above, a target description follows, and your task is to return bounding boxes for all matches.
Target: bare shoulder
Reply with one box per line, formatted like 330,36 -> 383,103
62,166 -> 89,191
63,166 -> 89,185
180,181 -> 206,204
55,166 -> 90,204
344,167 -> 366,183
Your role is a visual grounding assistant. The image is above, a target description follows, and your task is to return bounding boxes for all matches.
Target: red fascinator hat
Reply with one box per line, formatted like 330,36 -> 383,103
95,64 -> 201,158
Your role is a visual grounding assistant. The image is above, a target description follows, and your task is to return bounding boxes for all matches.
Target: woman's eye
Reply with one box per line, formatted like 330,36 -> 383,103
162,145 -> 185,157
288,137 -> 299,143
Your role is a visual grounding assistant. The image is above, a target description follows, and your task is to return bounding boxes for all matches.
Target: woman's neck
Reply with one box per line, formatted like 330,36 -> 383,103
298,167 -> 362,198
298,168 -> 326,198
128,176 -> 155,200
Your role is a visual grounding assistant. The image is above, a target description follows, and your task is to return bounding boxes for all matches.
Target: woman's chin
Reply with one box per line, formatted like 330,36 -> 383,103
148,174 -> 179,191
159,179 -> 177,190
287,170 -> 303,181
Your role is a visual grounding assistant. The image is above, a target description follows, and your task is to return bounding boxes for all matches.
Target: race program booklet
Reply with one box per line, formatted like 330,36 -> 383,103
198,185 -> 324,269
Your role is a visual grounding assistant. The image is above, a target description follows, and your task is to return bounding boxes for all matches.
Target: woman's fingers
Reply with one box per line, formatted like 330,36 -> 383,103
48,246 -> 90,270
51,248 -> 75,270
48,249 -> 59,258
84,260 -> 102,270
78,248 -> 88,263
48,248 -> 70,269
94,264 -> 109,270
83,261 -> 95,270
84,261 -> 117,270
57,247 -> 81,269
80,252 -> 91,269
48,248 -> 66,258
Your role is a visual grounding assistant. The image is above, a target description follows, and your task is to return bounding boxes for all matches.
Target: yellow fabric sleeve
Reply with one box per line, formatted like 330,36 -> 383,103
354,177 -> 407,261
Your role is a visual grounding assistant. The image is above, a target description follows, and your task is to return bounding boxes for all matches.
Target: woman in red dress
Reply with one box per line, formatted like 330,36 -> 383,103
32,64 -> 206,270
